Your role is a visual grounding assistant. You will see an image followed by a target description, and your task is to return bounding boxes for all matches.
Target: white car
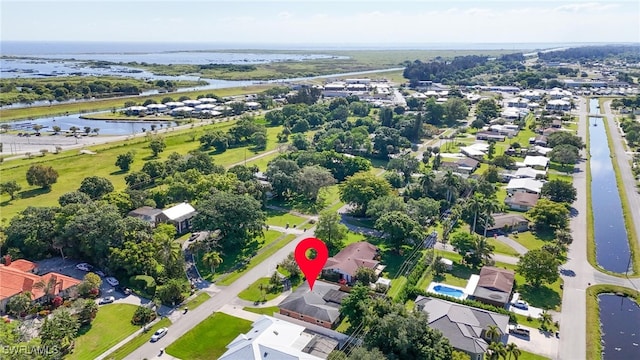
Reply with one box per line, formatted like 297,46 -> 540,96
151,328 -> 168,342
105,277 -> 119,286
99,296 -> 115,305
75,263 -> 92,271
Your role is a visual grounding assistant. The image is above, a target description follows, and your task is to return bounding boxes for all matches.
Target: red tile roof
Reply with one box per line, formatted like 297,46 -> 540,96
0,263 -> 81,301
323,242 -> 379,278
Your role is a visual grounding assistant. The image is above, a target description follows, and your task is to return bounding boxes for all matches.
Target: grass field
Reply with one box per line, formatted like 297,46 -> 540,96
166,312 -> 252,360
0,121 -> 285,221
487,237 -> 521,257
216,234 -> 297,286
107,318 -> 171,360
67,304 -> 139,360
265,208 -> 307,228
238,277 -> 282,302
183,292 -> 211,310
243,306 -> 279,316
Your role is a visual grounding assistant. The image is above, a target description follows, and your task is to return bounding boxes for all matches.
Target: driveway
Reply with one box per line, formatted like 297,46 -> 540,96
508,324 -> 559,359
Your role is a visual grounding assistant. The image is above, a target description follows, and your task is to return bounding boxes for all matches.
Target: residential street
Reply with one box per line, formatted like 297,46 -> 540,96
123,228 -> 317,360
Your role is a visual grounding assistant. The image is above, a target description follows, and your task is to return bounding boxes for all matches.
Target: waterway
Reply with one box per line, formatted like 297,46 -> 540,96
589,98 -> 632,273
598,294 -> 640,359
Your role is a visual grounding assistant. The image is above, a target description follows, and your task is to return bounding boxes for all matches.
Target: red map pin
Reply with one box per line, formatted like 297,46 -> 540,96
294,237 -> 329,291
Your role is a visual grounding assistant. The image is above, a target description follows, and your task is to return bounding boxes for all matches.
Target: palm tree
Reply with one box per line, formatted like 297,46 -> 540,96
506,343 -> 521,360
203,251 -> 223,274
484,324 -> 502,343
443,170 -> 458,203
33,276 -> 60,303
487,342 -> 506,360
539,310 -> 553,332
467,194 -> 484,234
555,229 -> 573,246
419,169 -> 436,195
482,198 -> 501,237
92,128 -> 100,136
158,237 -> 181,265
474,236 -> 495,265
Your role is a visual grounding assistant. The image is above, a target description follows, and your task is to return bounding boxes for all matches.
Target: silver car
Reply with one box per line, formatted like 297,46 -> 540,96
151,328 -> 168,342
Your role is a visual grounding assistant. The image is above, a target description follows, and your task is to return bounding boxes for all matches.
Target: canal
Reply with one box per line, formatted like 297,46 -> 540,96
589,98 -> 632,273
598,294 -> 640,359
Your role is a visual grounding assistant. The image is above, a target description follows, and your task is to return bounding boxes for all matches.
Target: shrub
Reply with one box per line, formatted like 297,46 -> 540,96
131,305 -> 156,325
129,275 -> 157,295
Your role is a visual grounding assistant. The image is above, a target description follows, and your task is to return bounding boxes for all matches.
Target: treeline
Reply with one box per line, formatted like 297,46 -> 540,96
402,54 -> 525,86
539,45 -> 640,62
199,63 -> 257,72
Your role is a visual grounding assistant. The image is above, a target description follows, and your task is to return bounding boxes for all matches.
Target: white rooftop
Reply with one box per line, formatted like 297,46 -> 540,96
506,178 -> 545,193
162,202 -> 196,221
219,316 -> 323,360
523,155 -> 550,168
514,167 -> 547,179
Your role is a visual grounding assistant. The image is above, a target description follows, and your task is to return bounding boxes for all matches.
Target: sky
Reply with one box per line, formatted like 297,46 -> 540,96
1,0 -> 639,45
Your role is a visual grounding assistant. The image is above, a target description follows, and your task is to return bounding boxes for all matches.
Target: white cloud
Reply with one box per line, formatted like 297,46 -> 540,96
554,2 -> 619,13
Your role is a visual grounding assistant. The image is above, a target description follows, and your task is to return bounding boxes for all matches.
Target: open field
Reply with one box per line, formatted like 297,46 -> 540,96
166,312 -> 252,360
0,121 -> 284,221
67,304 -> 139,360
238,277 -> 282,302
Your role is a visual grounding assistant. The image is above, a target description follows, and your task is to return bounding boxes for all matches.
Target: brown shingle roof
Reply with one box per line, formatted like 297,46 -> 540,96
323,242 -> 379,278
477,266 -> 515,293
505,192 -> 539,207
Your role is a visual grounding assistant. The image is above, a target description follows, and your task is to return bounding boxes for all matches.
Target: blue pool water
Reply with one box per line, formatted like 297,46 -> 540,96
432,285 -> 465,299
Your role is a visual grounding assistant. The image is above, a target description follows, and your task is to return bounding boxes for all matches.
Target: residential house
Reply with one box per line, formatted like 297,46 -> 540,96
219,315 -> 338,360
128,206 -> 163,226
157,202 -> 197,234
506,178 -> 544,195
322,242 -> 384,284
505,192 -> 539,211
551,119 -> 563,128
1,258 -> 81,313
542,127 -> 561,137
533,135 -> 548,147
518,90 -> 543,101
475,132 -> 506,142
415,296 -> 510,360
530,145 -> 553,156
124,106 -> 147,116
506,97 -> 530,109
471,267 -> 516,307
546,99 -> 571,112
279,281 -> 348,329
548,88 -> 572,99
441,158 -> 481,175
486,213 -> 529,233
523,156 -> 550,170
513,167 -> 546,179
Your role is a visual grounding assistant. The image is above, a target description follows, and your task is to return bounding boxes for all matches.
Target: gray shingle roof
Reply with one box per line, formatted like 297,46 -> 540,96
279,281 -> 344,323
415,296 -> 509,355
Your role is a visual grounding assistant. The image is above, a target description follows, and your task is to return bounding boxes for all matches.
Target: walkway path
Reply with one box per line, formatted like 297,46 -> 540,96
495,235 -> 528,255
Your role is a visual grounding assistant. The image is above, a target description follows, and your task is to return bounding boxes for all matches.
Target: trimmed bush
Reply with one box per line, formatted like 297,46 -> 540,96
129,275 -> 157,295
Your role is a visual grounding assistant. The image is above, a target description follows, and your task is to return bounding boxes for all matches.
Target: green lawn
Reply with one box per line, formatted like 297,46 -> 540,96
265,208 -> 307,228
0,123 -> 285,221
216,234 -> 297,286
510,230 -> 549,251
519,350 -> 550,360
487,237 -> 521,257
243,306 -> 279,316
387,276 -> 407,301
244,151 -> 280,171
183,292 -> 211,310
67,304 -> 139,360
238,277 -> 283,302
166,313 -> 252,360
343,231 -> 367,246
107,318 -> 171,360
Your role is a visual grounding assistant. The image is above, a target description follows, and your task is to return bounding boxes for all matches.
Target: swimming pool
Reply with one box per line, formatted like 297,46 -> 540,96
427,283 -> 467,300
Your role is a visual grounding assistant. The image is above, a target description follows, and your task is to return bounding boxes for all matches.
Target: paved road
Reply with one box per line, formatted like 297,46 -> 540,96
124,228 -> 317,360
556,97 -> 640,360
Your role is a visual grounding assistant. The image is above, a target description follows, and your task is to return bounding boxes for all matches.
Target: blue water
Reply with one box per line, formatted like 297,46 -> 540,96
599,294 -> 640,359
589,98 -> 632,273
432,285 -> 465,299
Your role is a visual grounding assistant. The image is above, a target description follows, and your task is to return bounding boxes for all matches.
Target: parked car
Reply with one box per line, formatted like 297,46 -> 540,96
93,270 -> 106,277
105,277 -> 119,286
511,300 -> 529,310
508,324 -> 530,338
75,263 -> 92,271
99,296 -> 115,305
151,328 -> 168,342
